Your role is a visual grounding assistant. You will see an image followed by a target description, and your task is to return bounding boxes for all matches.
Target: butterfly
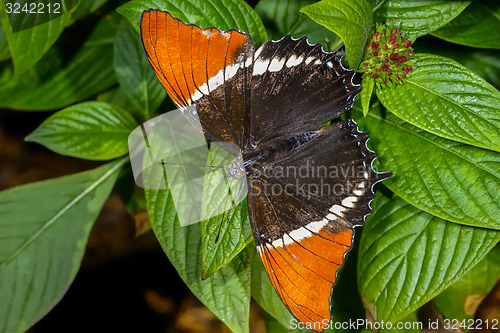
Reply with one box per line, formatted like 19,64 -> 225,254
140,9 -> 390,332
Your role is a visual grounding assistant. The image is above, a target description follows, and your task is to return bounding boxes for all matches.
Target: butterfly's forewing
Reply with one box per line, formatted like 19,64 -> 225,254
248,121 -> 390,331
249,36 -> 360,147
141,10 -> 253,147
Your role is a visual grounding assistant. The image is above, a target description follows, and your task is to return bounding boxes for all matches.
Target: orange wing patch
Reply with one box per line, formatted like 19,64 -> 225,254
141,10 -> 252,107
258,228 -> 353,332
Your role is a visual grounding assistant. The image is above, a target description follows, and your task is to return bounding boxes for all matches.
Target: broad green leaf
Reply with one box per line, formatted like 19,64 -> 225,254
117,0 -> 267,47
114,20 -> 166,121
434,245 -> 500,323
351,102 -> 500,230
376,54 -> 500,153
374,0 -> 471,37
0,1 -> 74,74
200,144 -> 251,277
414,37 -> 500,90
0,159 -> 124,333
0,19 -> 117,111
250,245 -> 293,329
145,184 -> 251,333
25,102 -> 138,161
360,76 -> 374,116
301,0 -> 373,68
201,198 -> 251,277
432,0 -> 500,49
0,24 -> 10,61
255,0 -> 338,49
358,190 -> 500,323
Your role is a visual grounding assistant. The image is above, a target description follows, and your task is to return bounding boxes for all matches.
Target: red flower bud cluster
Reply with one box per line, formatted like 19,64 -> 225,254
360,24 -> 415,87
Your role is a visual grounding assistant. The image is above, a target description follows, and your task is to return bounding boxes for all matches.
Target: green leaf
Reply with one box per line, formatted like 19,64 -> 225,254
413,37 -> 500,90
374,0 -> 471,37
376,54 -> 500,153
201,198 -> 251,277
0,23 -> 10,61
25,102 -> 138,161
360,76 -> 374,116
117,0 -> 268,47
114,20 -> 166,121
249,245 -> 293,329
434,245 -> 500,323
0,1 -> 72,74
357,190 -> 500,323
255,0 -> 338,49
432,0 -> 500,49
145,184 -> 251,333
301,0 -> 373,68
351,102 -> 500,230
0,19 -> 118,111
0,159 -> 124,333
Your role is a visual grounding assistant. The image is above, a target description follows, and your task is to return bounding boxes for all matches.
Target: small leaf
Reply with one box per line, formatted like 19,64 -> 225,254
117,0 -> 267,47
301,0 -> 373,68
25,102 -> 138,161
351,102 -> 500,230
432,0 -> 500,49
360,76 -> 374,116
0,1 -> 73,73
434,245 -> 500,322
374,0 -> 471,37
114,20 -> 166,121
376,54 -> 500,153
255,0 -> 338,48
201,199 -> 252,277
145,184 -> 251,333
358,190 -> 500,323
0,159 -> 124,333
0,19 -> 118,111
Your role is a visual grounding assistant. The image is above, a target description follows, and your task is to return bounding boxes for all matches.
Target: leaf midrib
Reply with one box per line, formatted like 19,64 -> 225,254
0,158 -> 126,270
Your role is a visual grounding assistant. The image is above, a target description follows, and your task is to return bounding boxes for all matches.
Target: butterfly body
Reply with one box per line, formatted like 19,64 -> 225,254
140,10 -> 390,332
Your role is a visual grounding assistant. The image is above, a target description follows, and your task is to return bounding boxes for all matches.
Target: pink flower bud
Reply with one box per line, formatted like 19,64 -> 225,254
392,28 -> 399,34
389,35 -> 396,43
399,56 -> 408,63
373,73 -> 379,79
404,40 -> 412,47
373,51 -> 379,57
372,41 -> 379,49
390,54 -> 399,61
381,64 -> 389,71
